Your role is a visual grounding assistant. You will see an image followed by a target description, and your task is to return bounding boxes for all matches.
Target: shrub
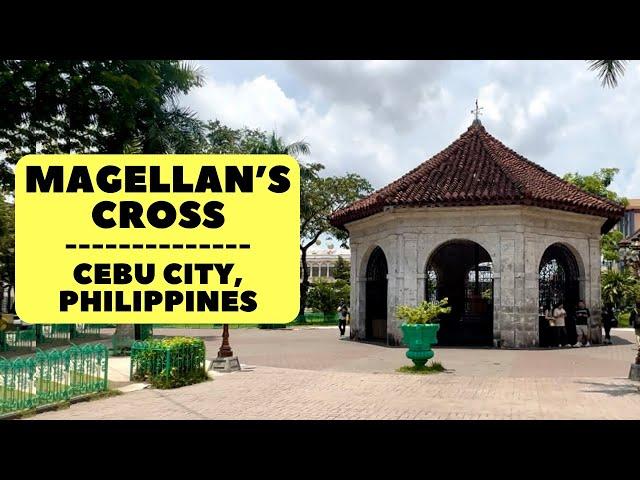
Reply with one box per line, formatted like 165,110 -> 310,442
130,336 -> 207,389
307,278 -> 350,318
396,298 -> 451,324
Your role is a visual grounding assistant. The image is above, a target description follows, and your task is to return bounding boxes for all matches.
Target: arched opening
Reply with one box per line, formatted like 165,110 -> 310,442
538,243 -> 581,347
365,246 -> 388,342
425,240 -> 494,346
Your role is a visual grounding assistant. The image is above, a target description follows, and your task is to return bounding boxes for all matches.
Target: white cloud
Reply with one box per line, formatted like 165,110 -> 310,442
183,60 -> 640,198
186,75 -> 300,132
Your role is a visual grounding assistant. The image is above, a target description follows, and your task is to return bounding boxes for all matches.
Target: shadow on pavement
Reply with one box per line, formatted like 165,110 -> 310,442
576,380 -> 640,397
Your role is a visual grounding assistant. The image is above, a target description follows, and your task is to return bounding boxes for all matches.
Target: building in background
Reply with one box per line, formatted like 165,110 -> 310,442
302,240 -> 350,283
620,199 -> 640,239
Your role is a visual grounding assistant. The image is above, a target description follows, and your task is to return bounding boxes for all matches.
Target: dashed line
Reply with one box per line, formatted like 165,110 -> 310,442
65,244 -> 250,250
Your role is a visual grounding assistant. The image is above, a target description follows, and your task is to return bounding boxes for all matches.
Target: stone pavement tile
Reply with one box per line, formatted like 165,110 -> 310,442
149,326 -> 637,378
24,328 -> 640,420
29,365 -> 640,420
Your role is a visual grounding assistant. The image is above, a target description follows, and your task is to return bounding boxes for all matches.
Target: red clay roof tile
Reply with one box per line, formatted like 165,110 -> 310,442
329,121 -> 625,234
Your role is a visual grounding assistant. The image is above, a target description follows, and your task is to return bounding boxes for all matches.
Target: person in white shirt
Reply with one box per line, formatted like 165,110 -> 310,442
552,302 -> 570,347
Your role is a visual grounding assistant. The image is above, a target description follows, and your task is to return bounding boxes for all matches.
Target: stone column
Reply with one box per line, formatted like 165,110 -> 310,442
523,236 -> 541,347
385,234 -> 403,346
588,236 -> 603,344
499,236 -> 517,347
401,233 -> 419,307
349,241 -> 365,340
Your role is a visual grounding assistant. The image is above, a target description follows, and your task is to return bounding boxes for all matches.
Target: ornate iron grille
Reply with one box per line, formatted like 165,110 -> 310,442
538,244 -> 580,314
464,262 -> 493,314
366,246 -> 388,281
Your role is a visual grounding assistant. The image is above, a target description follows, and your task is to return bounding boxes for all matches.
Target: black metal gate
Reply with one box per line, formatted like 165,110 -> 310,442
365,247 -> 388,342
425,241 -> 493,346
539,243 -> 580,346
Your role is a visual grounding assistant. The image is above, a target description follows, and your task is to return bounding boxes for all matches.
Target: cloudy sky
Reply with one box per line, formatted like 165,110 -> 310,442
181,60 -> 640,198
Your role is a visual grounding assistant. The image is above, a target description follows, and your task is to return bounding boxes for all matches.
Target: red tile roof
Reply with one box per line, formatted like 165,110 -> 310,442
329,121 -> 625,234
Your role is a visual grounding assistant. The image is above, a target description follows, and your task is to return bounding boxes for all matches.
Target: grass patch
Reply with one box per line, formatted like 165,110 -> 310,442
1,388 -> 120,419
618,312 -> 630,328
396,362 -> 445,375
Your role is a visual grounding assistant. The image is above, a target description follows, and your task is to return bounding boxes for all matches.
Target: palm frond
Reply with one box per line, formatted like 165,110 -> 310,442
284,140 -> 311,158
588,60 -> 628,88
123,136 -> 143,154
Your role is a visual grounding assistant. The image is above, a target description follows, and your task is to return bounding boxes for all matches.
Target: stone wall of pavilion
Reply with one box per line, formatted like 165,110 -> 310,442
347,205 -> 604,348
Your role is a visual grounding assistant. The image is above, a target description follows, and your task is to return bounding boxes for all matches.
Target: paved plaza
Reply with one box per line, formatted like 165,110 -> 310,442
32,327 -> 640,420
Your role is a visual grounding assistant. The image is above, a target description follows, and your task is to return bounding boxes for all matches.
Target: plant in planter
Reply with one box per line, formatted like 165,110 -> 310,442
396,298 -> 451,368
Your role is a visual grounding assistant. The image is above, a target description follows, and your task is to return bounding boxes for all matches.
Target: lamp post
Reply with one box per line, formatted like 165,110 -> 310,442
217,323 -> 233,358
210,323 -> 241,372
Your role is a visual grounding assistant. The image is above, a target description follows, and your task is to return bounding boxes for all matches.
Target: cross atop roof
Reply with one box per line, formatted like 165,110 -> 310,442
471,99 -> 483,123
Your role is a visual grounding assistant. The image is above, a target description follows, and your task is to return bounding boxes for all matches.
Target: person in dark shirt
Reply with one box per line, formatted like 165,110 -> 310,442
338,304 -> 349,337
574,300 -> 591,347
630,302 -> 638,329
601,304 -> 616,345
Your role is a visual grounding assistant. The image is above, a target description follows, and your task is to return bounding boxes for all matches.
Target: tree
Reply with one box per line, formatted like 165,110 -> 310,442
563,168 -> 626,204
563,168 -> 628,264
1,60 -> 206,341
299,163 -> 372,316
0,201 -> 14,312
0,60 -> 205,189
601,269 -> 640,310
333,256 -> 351,283
307,278 -> 350,319
203,120 -> 270,154
588,60 -> 628,88
246,131 -> 311,157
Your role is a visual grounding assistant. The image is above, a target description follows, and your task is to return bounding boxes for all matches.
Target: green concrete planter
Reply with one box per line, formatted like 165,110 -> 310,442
401,323 -> 440,368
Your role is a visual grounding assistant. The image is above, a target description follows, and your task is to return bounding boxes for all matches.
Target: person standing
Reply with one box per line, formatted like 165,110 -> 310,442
338,304 -> 348,337
553,302 -> 570,347
574,300 -> 591,347
630,302 -> 639,329
601,304 -> 616,345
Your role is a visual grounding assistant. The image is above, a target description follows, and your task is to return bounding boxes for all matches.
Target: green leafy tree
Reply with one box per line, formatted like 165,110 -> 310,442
0,60 -> 205,335
333,256 -> 351,283
563,168 -> 628,264
232,131 -> 368,318
0,60 -> 204,189
203,120 -> 270,154
246,131 -> 311,157
601,269 -> 640,310
0,201 -> 15,312
333,279 -> 351,308
601,230 -> 625,263
307,278 -> 350,319
299,163 -> 372,316
563,168 -> 627,204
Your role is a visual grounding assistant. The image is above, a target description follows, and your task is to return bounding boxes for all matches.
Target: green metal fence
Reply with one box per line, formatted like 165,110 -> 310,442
71,324 -> 102,338
130,337 -> 206,389
36,324 -> 72,343
0,343 -> 109,415
2,327 -> 36,349
1,325 -> 103,353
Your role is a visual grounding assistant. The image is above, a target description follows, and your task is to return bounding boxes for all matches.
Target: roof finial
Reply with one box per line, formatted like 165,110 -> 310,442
471,99 -> 483,125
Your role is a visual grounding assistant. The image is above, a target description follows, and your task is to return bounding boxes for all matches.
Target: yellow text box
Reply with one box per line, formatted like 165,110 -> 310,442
15,155 -> 300,324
